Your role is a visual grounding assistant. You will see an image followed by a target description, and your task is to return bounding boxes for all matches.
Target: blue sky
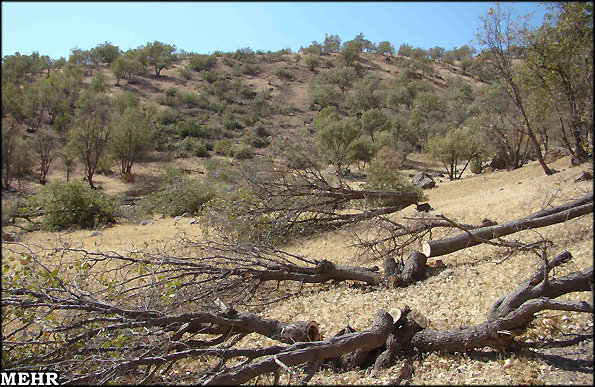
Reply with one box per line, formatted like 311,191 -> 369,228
2,2 -> 549,60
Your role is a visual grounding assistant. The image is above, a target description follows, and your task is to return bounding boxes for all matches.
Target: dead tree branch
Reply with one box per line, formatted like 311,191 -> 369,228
423,195 -> 593,257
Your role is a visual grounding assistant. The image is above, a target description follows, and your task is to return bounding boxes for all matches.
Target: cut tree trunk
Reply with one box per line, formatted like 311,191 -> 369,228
422,200 -> 593,258
252,259 -> 381,285
203,310 -> 393,385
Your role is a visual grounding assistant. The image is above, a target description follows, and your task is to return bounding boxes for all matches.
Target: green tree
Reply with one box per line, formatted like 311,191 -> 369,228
346,73 -> 383,116
409,90 -> 445,147
364,146 -> 415,206
68,91 -> 112,188
360,109 -> 390,142
111,51 -> 147,85
109,106 -> 156,174
428,46 -> 445,60
37,180 -> 118,230
304,56 -> 321,71
347,136 -> 375,169
322,34 -> 341,54
525,2 -> 592,163
317,66 -> 357,93
140,41 -> 177,76
426,125 -> 481,180
301,41 -> 323,56
398,43 -> 414,57
307,79 -> 343,109
477,4 -> 553,175
2,117 -> 25,189
91,41 -> 122,64
340,40 -> 362,66
68,47 -> 97,74
31,128 -> 57,184
315,107 -> 362,173
376,41 -> 395,57
2,81 -> 25,122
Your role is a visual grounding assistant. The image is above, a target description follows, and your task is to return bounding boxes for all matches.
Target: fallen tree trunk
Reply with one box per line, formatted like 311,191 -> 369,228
203,310 -> 393,385
422,200 -> 593,257
252,259 -> 381,284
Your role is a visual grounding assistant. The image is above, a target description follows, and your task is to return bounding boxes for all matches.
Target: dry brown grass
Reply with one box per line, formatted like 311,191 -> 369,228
8,154 -> 592,385
2,49 -> 592,384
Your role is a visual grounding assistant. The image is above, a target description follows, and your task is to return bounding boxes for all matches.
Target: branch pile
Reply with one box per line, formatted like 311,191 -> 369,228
2,234 -> 591,385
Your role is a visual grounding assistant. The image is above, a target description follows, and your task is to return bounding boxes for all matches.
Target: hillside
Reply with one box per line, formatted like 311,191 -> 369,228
2,36 -> 593,385
5,153 -> 592,385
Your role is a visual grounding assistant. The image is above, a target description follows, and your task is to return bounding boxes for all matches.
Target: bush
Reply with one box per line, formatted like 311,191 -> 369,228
273,66 -> 295,80
164,87 -> 179,97
181,137 -> 211,157
139,168 -> 216,217
178,67 -> 193,80
242,135 -> 270,148
201,70 -> 220,84
158,109 -> 182,125
241,63 -> 261,75
306,56 -> 320,71
37,181 -> 118,230
214,139 -> 232,156
364,146 -> 418,206
233,144 -> 254,160
179,92 -> 209,109
470,154 -> 483,174
187,54 -> 217,72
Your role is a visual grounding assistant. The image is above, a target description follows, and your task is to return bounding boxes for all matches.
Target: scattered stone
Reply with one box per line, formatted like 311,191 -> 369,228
518,181 -> 522,184
189,218 -> 199,225
441,269 -> 454,277
90,231 -> 102,237
140,221 -> 152,226
412,172 -> 436,189
416,203 -> 432,212
433,259 -> 446,269
575,170 -> 593,182
2,231 -> 20,242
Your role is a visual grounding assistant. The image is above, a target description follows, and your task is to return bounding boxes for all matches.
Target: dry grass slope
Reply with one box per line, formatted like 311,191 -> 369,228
9,155 -> 593,385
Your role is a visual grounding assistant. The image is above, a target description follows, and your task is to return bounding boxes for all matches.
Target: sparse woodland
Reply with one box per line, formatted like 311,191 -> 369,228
1,3 -> 593,385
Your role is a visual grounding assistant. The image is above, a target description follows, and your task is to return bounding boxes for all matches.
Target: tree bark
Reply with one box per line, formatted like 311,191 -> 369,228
423,200 -> 593,258
204,310 -> 393,385
251,259 -> 381,285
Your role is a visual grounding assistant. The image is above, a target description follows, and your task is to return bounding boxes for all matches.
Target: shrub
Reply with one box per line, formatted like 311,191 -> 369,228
364,146 -> 418,206
306,56 -> 320,71
241,63 -> 261,75
232,144 -> 254,160
164,87 -> 179,97
176,119 -> 209,139
187,54 -> 217,72
242,135 -> 270,148
273,66 -> 295,80
470,154 -> 483,174
181,137 -> 210,157
37,181 -> 118,230
178,67 -> 193,80
180,92 -> 208,109
139,168 -> 216,217
202,70 -> 220,83
158,109 -> 182,125
214,139 -> 232,156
